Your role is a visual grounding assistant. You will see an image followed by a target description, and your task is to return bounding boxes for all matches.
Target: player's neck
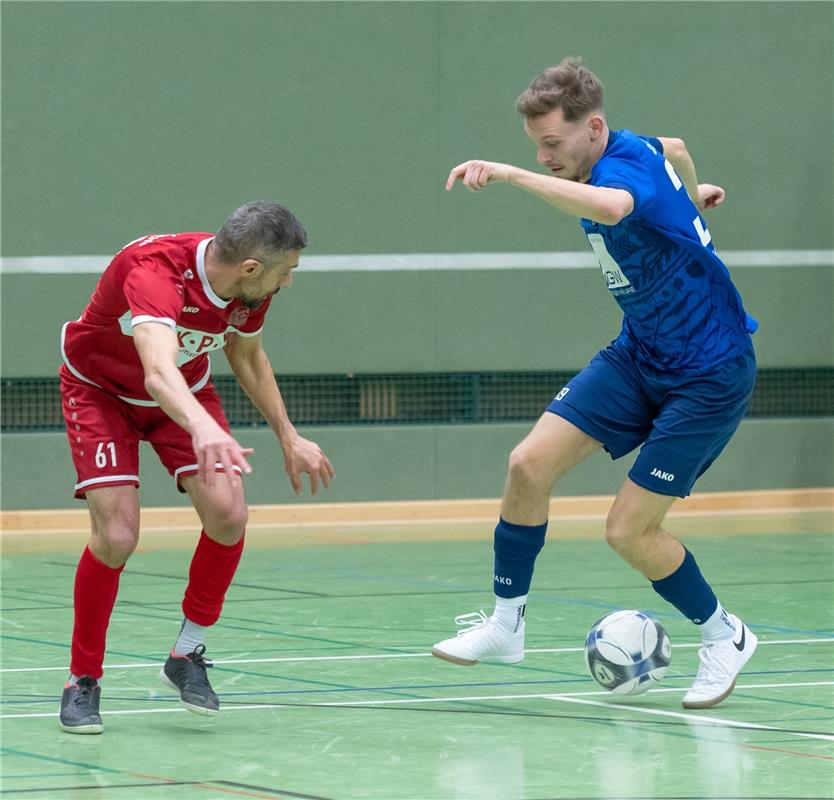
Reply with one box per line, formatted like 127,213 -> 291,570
203,240 -> 235,301
579,125 -> 609,183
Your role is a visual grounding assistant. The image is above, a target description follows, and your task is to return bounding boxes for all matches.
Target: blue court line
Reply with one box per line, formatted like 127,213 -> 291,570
0,634 -> 161,664
0,747 -> 121,774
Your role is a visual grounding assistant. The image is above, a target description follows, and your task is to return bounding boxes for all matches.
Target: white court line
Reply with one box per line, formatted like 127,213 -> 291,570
1,637 -> 831,673
2,250 -> 832,274
307,681 -> 834,708
544,694 -> 834,743
2,681 -> 832,729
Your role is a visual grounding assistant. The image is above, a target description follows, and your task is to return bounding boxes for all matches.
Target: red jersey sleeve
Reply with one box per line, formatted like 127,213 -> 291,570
123,259 -> 184,330
231,295 -> 272,337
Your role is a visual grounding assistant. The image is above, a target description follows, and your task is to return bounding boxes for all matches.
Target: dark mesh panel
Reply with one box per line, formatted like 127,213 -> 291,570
2,369 -> 832,432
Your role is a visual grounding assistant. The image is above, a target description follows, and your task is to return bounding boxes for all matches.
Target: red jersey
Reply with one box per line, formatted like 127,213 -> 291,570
61,233 -> 271,405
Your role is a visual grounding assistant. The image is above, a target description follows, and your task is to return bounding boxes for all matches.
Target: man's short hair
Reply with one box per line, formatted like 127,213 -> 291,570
214,201 -> 307,265
516,57 -> 604,121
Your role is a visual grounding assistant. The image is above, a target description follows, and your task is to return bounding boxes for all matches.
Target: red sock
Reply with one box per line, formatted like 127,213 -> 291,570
182,530 -> 244,626
70,546 -> 124,680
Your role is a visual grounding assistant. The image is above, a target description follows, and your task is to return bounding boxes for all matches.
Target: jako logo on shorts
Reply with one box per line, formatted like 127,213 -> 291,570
650,468 -> 675,481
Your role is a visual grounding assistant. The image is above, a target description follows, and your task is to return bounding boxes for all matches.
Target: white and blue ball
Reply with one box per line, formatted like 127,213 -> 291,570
584,609 -> 671,695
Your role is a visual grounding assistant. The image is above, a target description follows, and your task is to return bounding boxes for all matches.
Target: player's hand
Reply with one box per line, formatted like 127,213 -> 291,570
445,160 -> 514,191
191,422 -> 253,487
695,183 -> 726,211
282,434 -> 335,495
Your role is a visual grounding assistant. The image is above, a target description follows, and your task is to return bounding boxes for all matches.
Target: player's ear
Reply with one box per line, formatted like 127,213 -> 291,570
240,258 -> 262,277
588,114 -> 605,139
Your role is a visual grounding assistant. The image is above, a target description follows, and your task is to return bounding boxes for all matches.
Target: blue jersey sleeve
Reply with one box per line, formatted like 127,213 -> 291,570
592,150 -> 656,216
641,135 -> 663,154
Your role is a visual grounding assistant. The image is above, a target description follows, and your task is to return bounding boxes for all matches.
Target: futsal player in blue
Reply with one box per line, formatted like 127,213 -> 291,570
432,57 -> 759,708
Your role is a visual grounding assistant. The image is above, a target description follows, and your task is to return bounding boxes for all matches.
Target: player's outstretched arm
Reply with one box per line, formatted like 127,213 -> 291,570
224,333 -> 335,495
133,322 -> 253,486
445,159 -> 633,225
658,137 -> 726,211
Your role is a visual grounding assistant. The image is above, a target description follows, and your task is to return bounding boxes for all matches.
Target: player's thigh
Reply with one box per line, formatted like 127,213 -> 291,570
147,384 -> 238,492
85,485 -> 141,557
631,351 -> 756,498
60,367 -> 141,498
547,345 -> 654,461
511,412 -> 603,485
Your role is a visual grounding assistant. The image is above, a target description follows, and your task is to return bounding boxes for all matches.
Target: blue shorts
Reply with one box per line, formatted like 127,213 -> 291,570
547,341 -> 756,497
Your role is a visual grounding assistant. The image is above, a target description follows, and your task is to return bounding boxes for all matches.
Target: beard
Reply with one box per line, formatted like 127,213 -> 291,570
239,287 -> 280,309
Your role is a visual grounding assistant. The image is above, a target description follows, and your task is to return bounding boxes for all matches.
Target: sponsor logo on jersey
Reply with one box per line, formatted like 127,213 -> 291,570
228,307 -> 250,328
182,306 -> 200,313
175,328 -> 226,364
183,269 -> 194,280
650,468 -> 675,482
554,387 -> 570,402
587,233 -> 636,297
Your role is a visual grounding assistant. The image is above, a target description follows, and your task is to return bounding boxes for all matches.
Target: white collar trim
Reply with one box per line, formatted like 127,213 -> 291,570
196,237 -> 231,309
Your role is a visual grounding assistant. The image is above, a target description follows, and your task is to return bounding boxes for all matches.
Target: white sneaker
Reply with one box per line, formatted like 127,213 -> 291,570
683,614 -> 757,709
431,610 -> 525,666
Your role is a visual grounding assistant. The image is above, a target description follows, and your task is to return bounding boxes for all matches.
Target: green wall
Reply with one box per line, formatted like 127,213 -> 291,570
2,264 -> 832,379
2,2 -> 832,509
2,2 -> 832,256
2,419 -> 832,511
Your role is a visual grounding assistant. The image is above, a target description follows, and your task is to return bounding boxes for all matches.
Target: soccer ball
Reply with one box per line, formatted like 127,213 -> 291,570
584,610 -> 671,695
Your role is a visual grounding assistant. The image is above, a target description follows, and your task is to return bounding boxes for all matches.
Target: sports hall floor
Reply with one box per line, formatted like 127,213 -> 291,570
1,492 -> 832,800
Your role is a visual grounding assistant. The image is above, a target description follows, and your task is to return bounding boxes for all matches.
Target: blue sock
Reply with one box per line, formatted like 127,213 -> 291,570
493,518 -> 547,598
650,548 -> 718,624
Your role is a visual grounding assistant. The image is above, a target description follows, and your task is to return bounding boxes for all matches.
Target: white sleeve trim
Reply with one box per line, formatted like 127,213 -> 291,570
131,315 -> 176,330
227,325 -> 264,337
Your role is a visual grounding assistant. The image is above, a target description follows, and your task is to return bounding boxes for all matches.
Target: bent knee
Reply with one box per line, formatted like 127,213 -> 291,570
203,500 -> 248,543
91,524 -> 139,565
605,514 -> 657,554
507,443 -> 551,488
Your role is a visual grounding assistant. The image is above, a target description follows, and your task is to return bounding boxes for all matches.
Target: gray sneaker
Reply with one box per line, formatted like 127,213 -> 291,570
59,676 -> 103,734
160,645 -> 219,716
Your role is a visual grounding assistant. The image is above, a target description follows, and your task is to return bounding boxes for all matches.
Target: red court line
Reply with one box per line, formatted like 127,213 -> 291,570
129,772 -> 283,799
740,743 -> 834,761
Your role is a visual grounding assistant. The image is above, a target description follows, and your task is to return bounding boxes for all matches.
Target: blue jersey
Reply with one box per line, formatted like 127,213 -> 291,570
580,129 -> 756,373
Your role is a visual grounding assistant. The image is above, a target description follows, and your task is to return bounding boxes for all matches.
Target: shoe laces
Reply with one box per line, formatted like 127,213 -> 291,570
188,644 -> 213,673
694,641 -> 734,686
454,610 -> 490,636
70,677 -> 97,705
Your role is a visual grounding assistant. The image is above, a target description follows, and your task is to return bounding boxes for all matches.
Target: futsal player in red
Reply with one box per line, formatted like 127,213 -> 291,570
58,201 -> 335,733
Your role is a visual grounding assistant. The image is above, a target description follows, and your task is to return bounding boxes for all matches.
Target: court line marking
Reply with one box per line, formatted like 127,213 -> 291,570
2,250 -> 832,274
2,681 -> 831,725
543,694 -> 834,743
1,637 -> 831,673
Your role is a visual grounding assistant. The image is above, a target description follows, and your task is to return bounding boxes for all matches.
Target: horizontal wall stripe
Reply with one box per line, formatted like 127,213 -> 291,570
1,250 -> 832,275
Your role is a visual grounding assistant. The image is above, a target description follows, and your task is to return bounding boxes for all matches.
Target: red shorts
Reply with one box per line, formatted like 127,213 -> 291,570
59,365 -> 235,498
